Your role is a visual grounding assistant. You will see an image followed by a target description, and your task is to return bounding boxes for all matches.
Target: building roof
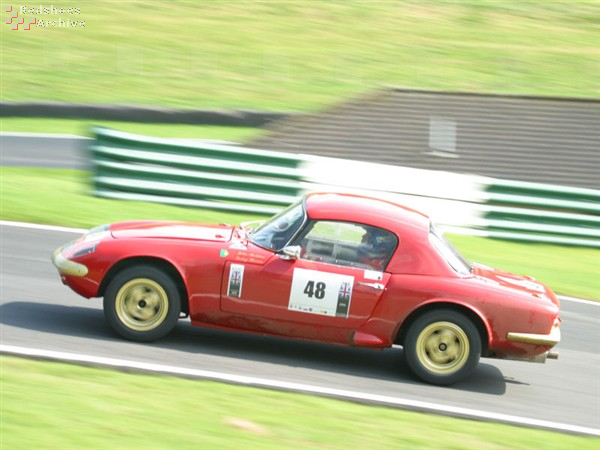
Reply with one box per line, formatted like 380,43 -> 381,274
249,88 -> 600,190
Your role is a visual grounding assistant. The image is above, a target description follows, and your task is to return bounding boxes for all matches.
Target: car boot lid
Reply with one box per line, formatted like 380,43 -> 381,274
472,263 -> 559,307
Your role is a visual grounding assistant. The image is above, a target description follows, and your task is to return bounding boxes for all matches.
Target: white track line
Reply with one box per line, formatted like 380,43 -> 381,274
1,344 -> 597,437
0,132 -> 90,139
558,295 -> 600,306
0,221 -> 86,234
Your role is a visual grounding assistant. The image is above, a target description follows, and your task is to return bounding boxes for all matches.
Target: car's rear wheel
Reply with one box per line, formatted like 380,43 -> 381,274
403,309 -> 481,385
104,265 -> 181,342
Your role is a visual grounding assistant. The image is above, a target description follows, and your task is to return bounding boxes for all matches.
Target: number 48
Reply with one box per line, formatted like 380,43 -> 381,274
304,281 -> 326,299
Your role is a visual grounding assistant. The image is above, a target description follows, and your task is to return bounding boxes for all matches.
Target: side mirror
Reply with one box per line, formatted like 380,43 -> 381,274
280,245 -> 302,260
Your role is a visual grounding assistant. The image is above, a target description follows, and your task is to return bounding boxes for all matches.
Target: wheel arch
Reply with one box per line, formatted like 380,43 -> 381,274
394,301 -> 492,357
98,256 -> 190,315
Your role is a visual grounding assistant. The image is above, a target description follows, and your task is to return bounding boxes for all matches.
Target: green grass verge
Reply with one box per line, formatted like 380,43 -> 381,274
0,118 -> 265,141
0,167 -> 261,228
446,235 -> 600,301
2,1 -> 598,113
1,167 -> 598,300
2,356 -> 598,449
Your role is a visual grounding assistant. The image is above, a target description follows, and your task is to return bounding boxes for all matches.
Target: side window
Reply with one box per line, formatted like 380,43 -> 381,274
294,221 -> 397,271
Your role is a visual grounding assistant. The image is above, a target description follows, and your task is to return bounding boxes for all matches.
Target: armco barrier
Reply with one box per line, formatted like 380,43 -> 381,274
90,127 -> 306,214
89,128 -> 600,248
480,180 -> 600,247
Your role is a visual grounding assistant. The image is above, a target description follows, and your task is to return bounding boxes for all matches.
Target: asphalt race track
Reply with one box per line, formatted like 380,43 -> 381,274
1,223 -> 599,434
0,133 -> 91,169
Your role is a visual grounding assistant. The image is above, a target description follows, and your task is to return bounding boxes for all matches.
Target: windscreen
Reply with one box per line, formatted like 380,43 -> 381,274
250,200 -> 306,251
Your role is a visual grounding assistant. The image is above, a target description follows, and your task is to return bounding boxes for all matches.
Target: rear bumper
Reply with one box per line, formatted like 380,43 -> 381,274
507,319 -> 561,347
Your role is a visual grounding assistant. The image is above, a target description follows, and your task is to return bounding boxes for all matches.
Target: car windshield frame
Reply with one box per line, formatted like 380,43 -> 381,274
249,199 -> 307,252
428,225 -> 472,275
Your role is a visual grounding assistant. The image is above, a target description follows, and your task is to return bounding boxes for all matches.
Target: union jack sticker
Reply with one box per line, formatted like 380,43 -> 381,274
335,280 -> 353,318
227,264 -> 245,298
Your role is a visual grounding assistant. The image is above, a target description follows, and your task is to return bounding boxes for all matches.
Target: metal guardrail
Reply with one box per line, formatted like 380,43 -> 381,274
481,180 -> 600,247
89,128 -> 600,248
90,127 -> 305,214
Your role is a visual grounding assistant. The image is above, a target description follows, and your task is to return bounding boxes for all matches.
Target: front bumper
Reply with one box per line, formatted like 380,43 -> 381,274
51,247 -> 88,277
507,318 -> 561,347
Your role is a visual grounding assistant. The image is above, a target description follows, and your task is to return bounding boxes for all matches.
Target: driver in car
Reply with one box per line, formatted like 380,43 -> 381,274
359,227 -> 394,271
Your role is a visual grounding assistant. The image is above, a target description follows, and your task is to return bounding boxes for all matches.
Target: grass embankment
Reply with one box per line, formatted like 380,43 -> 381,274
1,167 -> 598,300
4,2 -> 595,137
2,356 -> 598,449
2,2 -> 598,114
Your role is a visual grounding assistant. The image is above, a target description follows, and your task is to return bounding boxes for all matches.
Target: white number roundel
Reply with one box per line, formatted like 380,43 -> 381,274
288,268 -> 354,318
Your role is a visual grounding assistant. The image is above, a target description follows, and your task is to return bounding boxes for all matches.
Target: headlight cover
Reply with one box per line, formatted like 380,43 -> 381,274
62,224 -> 110,259
81,224 -> 110,243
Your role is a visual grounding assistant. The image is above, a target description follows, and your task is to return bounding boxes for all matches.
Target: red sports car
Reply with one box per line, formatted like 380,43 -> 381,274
52,192 -> 560,385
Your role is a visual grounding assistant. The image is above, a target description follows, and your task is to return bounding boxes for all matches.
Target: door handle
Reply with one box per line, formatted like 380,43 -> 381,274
357,282 -> 385,290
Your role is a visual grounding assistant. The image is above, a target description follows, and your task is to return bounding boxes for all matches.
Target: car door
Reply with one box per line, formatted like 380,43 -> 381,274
220,220 -> 397,331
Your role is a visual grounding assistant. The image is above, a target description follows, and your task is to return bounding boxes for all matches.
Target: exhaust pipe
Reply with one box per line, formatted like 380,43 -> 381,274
505,350 -> 559,364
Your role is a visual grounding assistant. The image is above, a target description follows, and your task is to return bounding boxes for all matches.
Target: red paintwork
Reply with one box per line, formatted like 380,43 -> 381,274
54,192 -> 560,362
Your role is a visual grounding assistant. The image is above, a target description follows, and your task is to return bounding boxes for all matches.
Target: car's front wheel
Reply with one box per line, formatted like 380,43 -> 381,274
403,309 -> 481,385
104,265 -> 181,342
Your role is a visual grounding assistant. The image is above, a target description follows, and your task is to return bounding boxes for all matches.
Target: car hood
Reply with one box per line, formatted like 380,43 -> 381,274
109,221 -> 234,242
472,263 -> 560,308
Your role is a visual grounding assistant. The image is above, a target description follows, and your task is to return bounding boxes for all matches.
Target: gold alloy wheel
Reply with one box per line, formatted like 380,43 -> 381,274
415,321 -> 470,375
115,278 -> 169,331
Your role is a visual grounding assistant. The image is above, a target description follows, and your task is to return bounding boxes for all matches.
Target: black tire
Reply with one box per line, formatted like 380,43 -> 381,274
403,309 -> 481,385
103,265 -> 181,342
